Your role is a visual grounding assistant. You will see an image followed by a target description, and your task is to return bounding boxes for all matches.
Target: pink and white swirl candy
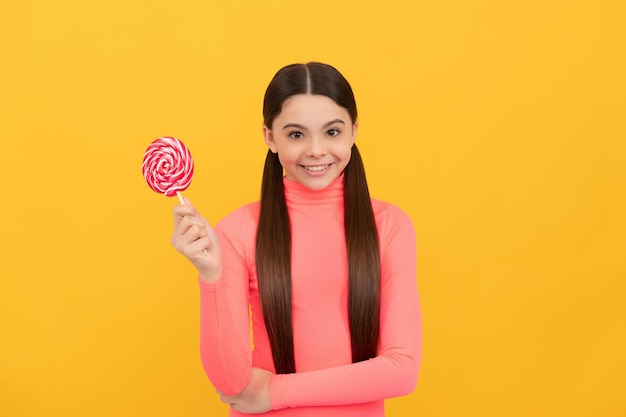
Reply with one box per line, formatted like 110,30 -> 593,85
142,137 -> 194,199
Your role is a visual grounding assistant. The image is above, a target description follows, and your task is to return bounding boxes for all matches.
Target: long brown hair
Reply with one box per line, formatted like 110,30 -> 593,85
256,62 -> 381,374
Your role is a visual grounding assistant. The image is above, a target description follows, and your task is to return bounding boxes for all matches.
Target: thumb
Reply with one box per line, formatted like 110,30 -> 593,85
182,198 -> 203,217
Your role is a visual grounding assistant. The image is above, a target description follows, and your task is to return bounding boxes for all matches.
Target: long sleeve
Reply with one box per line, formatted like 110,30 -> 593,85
198,176 -> 421,416
199,205 -> 256,396
269,203 -> 421,409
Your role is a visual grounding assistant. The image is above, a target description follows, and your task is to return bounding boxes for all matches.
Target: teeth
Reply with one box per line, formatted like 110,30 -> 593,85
304,165 -> 329,172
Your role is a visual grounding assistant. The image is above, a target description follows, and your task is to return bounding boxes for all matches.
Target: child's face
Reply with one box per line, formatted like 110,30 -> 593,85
263,94 -> 357,191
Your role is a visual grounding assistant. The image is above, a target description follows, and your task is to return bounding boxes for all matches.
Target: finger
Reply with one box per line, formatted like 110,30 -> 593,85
172,223 -> 207,255
180,223 -> 210,245
174,206 -> 215,238
173,204 -> 197,225
173,197 -> 210,222
219,394 -> 235,405
181,198 -> 209,221
173,230 -> 210,256
174,215 -> 207,238
182,199 -> 214,225
199,217 -> 219,245
178,215 -> 218,248
185,237 -> 213,257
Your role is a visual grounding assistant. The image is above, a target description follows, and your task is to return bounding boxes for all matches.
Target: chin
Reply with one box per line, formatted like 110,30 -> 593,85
299,176 -> 338,191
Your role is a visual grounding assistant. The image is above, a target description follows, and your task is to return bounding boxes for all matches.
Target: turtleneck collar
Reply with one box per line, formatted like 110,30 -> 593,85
283,174 -> 344,206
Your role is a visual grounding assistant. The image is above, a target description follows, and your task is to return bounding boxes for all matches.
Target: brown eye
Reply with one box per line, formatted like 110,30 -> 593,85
327,129 -> 340,137
289,131 -> 304,139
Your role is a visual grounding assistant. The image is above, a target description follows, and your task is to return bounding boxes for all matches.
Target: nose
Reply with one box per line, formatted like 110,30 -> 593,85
306,135 -> 327,157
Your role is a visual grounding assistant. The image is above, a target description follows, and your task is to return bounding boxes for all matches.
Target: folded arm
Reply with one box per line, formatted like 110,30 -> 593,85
269,206 -> 421,409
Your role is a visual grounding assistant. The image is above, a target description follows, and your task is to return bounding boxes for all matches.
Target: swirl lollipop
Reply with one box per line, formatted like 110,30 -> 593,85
142,136 -> 194,204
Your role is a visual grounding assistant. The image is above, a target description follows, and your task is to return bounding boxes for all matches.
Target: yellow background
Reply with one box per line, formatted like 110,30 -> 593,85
1,0 -> 624,416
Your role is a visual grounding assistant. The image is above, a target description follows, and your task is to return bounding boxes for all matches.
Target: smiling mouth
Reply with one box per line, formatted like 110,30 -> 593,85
302,164 -> 332,172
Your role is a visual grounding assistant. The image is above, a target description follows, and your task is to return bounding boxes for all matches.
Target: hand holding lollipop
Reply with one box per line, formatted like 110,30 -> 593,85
142,137 -> 219,278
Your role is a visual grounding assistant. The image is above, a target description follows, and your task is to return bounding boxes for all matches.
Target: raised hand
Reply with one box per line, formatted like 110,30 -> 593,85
171,199 -> 222,282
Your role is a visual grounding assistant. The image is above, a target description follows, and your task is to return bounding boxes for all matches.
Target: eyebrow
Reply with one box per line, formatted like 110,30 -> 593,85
282,119 -> 346,130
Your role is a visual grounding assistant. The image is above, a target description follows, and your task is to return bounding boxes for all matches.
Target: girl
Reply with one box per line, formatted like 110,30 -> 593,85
171,62 -> 421,416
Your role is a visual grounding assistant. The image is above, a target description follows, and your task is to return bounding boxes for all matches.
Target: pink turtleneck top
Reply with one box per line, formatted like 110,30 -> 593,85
199,176 -> 421,416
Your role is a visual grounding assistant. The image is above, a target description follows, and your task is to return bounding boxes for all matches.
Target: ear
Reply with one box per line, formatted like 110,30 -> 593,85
263,125 -> 278,153
350,121 -> 358,145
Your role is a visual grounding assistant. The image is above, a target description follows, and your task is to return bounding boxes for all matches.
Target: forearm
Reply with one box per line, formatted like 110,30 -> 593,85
269,348 -> 419,409
199,209 -> 257,396
269,205 -> 422,410
199,278 -> 252,395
